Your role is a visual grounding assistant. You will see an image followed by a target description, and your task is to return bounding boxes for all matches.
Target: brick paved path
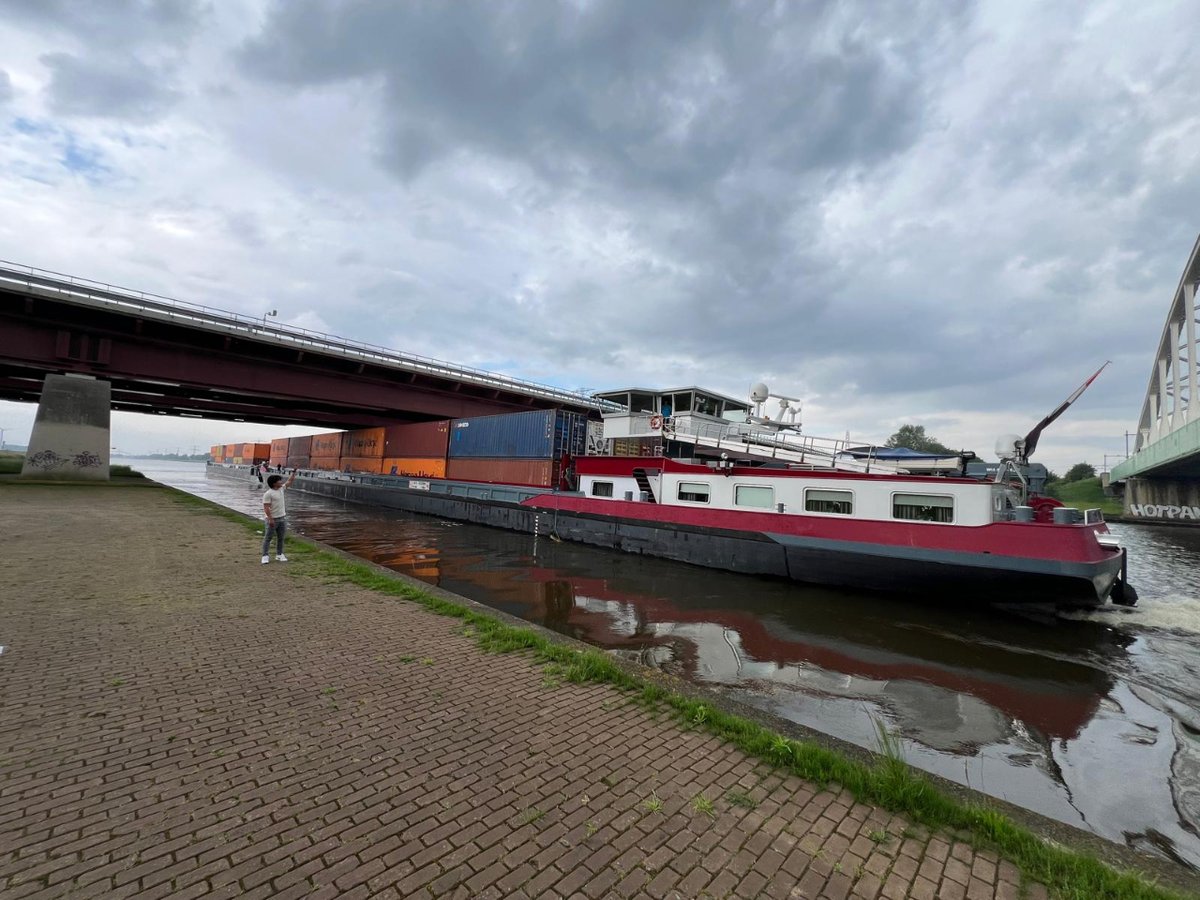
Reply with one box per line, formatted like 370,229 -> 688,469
0,486 -> 1047,899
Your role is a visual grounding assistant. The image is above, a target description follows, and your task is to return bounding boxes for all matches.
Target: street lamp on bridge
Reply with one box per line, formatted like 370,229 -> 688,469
262,309 -> 278,328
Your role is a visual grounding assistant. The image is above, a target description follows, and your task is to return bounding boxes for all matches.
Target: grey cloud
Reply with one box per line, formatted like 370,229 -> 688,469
41,52 -> 182,122
4,0 -> 209,46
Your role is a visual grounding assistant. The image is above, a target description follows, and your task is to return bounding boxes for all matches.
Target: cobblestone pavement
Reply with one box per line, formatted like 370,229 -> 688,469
1,486 -> 1049,899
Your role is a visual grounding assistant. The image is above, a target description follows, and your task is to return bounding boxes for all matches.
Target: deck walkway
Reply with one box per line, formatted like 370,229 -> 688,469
2,484 -> 1053,899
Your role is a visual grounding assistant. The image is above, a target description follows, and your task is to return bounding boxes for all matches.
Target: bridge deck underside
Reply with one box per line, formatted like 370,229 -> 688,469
1,287 -> 589,428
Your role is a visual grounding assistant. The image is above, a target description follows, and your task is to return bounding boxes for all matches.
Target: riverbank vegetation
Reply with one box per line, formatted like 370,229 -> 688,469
1047,476 -> 1123,516
0,452 -> 144,478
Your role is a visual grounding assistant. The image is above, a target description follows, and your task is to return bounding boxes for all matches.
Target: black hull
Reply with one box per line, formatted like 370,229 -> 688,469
233,471 -> 1119,606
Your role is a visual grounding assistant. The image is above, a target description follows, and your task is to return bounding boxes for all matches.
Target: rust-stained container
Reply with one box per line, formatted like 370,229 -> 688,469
288,435 -> 313,457
381,457 -> 447,478
445,457 -> 557,488
224,443 -> 239,458
340,456 -> 384,474
251,443 -> 271,462
309,456 -> 341,471
384,421 -> 450,459
341,427 -> 386,458
310,432 -> 343,458
286,455 -> 309,469
270,438 -> 290,458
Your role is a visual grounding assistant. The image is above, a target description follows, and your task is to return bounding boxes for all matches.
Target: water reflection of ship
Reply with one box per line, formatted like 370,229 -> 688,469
436,548 -> 1132,750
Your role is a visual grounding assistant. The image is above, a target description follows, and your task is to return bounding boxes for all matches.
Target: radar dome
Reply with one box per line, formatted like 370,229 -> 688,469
994,434 -> 1024,459
750,382 -> 770,402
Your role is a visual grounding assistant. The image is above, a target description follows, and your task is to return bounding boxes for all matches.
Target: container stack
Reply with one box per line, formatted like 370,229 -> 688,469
269,438 -> 289,468
286,435 -> 312,470
381,421 -> 450,478
339,427 -> 386,474
224,443 -> 239,464
309,432 -> 343,471
446,409 -> 588,487
209,444 -> 222,462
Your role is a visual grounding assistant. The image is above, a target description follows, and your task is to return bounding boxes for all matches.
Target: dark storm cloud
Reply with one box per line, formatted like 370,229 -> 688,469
41,52 -> 182,122
237,0 -> 975,391
3,0 -> 208,46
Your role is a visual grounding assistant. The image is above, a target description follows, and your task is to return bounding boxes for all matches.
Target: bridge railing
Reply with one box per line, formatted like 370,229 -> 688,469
0,259 -> 618,411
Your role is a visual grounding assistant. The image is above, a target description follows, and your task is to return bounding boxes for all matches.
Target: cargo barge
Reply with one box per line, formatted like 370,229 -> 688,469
212,381 -> 1136,607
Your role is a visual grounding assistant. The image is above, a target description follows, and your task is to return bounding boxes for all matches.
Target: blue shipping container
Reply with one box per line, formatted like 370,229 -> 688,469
448,409 -> 588,459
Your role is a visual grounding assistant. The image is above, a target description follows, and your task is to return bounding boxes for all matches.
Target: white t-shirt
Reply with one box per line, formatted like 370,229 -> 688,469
263,487 -> 287,518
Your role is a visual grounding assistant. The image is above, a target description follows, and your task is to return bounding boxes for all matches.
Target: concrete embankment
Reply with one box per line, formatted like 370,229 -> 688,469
1,483 -> 1193,900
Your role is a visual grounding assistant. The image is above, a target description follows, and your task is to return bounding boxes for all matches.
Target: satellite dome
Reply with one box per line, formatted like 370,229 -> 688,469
994,434 -> 1024,459
750,382 -> 770,402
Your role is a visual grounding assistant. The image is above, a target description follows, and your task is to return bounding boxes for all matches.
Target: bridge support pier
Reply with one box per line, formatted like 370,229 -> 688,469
1123,477 -> 1200,523
21,374 -> 111,481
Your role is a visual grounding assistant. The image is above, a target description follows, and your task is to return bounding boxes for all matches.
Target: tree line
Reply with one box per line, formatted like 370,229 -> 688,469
884,424 -> 1096,484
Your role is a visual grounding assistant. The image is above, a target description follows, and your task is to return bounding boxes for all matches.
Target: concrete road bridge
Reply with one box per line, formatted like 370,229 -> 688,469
1111,235 -> 1200,522
0,261 -> 605,480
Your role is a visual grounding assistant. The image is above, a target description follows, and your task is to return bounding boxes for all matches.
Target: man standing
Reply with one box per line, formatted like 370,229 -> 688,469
261,469 -> 297,564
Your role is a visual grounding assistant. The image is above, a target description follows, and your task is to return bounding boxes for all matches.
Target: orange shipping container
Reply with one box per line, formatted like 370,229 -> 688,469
309,456 -> 341,470
270,438 -> 290,458
384,421 -> 450,458
224,443 -> 239,457
310,432 -> 343,458
269,455 -> 288,467
340,456 -> 383,474
341,427 -> 386,458
253,443 -> 271,461
381,457 -> 446,479
445,457 -> 557,487
286,455 -> 310,469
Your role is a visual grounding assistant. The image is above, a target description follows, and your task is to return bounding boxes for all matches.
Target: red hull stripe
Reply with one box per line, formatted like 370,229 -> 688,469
522,495 -> 1114,565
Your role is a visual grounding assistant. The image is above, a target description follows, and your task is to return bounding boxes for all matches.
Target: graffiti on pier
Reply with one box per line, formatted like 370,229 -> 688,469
1128,504 -> 1200,521
24,449 -> 105,470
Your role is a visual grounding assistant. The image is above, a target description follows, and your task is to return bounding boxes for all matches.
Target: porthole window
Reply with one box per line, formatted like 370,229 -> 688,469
734,485 -> 774,509
805,488 -> 853,515
893,493 -> 954,523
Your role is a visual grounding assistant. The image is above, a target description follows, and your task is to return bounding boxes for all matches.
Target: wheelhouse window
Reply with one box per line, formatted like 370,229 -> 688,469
734,485 -> 774,509
590,481 -> 614,498
805,488 -> 853,515
893,493 -> 954,523
630,392 -> 657,413
677,481 -> 711,503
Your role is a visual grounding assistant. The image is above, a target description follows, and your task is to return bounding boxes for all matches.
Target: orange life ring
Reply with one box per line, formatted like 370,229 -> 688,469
649,415 -> 663,431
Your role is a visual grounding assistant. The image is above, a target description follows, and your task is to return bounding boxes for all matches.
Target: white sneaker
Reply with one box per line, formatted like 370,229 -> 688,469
276,554 -> 288,562
261,555 -> 270,564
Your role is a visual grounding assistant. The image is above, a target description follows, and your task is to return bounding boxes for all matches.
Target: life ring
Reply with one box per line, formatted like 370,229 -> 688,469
649,415 -> 664,431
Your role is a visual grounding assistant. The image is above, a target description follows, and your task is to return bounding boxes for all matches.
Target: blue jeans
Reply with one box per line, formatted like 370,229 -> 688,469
262,517 -> 287,555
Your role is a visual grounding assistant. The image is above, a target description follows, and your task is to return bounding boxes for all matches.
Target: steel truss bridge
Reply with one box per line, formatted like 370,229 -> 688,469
1112,236 -> 1200,482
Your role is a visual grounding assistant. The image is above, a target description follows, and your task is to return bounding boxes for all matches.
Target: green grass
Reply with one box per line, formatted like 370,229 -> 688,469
0,457 -> 144,478
1047,477 -> 1123,516
167,488 -> 1190,900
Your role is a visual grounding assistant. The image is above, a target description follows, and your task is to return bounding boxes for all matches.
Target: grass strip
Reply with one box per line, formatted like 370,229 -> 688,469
172,489 -> 1192,900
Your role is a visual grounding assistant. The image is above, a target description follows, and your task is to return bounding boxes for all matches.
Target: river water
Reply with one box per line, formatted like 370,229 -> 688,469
140,460 -> 1200,871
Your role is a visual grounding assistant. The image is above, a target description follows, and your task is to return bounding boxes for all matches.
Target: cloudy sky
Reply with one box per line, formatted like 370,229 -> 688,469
1,0 -> 1197,472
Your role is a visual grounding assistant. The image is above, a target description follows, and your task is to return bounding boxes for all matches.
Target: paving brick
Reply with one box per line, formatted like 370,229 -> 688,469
0,489 -> 1064,900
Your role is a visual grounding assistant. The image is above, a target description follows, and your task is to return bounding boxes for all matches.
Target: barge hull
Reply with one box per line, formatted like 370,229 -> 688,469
264,472 -> 1117,605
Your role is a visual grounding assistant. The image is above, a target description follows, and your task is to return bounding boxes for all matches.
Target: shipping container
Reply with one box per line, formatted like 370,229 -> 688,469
341,427 -> 386,458
224,443 -> 239,458
269,457 -> 287,468
286,455 -> 310,470
339,456 -> 384,475
270,437 -> 290,458
445,457 -> 558,488
210,445 -> 222,460
252,443 -> 271,462
309,456 -> 341,471
288,435 -> 313,457
232,456 -> 244,465
310,432 -> 343,458
384,421 -> 450,459
448,409 -> 588,459
380,457 -> 447,479
222,456 -> 234,464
